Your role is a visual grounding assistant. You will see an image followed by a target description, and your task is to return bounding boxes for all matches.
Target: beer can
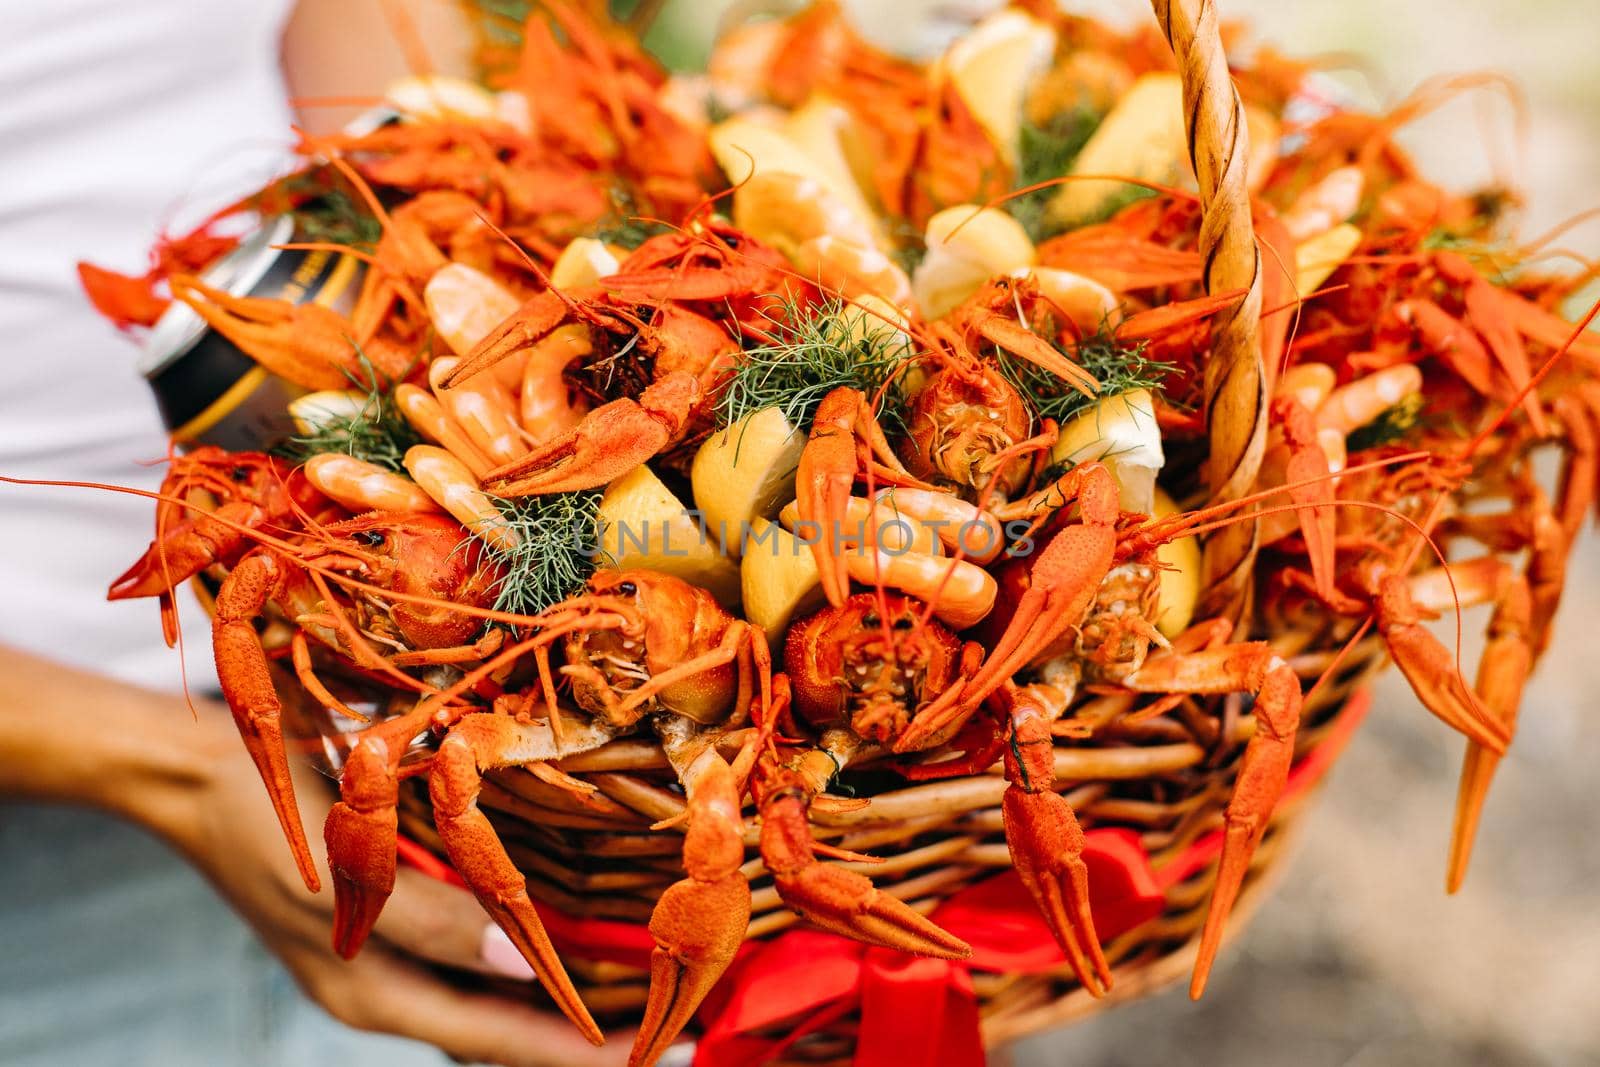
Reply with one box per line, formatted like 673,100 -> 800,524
139,105 -> 403,453
139,212 -> 367,453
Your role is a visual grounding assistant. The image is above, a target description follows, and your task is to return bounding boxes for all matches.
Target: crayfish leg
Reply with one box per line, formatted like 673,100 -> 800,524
324,737 -> 399,958
429,715 -> 602,1045
213,552 -> 321,893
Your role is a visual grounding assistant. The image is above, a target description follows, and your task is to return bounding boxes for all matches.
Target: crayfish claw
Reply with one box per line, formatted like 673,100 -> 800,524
778,861 -> 971,959
430,725 -> 602,1045
1002,705 -> 1111,996
212,553 -> 321,894
481,372 -> 699,497
1189,663 -> 1301,999
632,749 -> 752,1067
631,872 -> 750,1067
760,792 -> 970,959
324,739 -> 399,959
1003,787 -> 1111,996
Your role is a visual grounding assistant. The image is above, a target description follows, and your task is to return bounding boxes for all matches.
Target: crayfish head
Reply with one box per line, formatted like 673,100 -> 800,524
562,571 -> 737,728
785,593 -> 964,744
904,359 -> 1032,498
319,513 -> 501,650
169,447 -> 310,513
1076,562 -> 1164,678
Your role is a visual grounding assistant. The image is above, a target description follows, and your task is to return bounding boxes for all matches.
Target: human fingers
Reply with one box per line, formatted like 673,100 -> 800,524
302,941 -> 632,1067
372,865 -> 536,980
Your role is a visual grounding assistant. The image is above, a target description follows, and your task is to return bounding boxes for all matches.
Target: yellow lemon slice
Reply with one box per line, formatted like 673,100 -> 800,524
937,8 -> 1057,167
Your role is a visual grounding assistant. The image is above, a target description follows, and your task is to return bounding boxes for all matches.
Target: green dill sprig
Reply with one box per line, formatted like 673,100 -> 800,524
479,491 -> 611,616
993,324 -> 1172,425
277,169 -> 381,250
717,296 -> 914,433
279,353 -> 421,471
1007,106 -> 1102,242
594,186 -> 672,250
1347,392 -> 1425,451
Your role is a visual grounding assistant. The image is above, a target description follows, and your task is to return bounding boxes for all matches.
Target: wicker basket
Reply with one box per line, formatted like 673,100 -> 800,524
335,1 -> 1388,1059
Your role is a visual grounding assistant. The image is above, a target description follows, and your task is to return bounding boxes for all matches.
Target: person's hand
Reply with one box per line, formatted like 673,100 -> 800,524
152,702 -> 635,1067
0,648 -> 634,1066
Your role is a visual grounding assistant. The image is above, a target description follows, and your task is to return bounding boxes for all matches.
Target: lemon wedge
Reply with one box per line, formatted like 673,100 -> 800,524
709,116 -> 882,251
551,237 -> 621,290
691,407 -> 807,559
937,8 -> 1057,168
741,518 -> 826,651
911,204 -> 1036,318
385,75 -> 499,123
597,465 -> 741,607
1049,72 -> 1188,227
1150,487 -> 1200,639
1051,388 -> 1164,514
288,390 -> 370,436
1294,223 -> 1362,299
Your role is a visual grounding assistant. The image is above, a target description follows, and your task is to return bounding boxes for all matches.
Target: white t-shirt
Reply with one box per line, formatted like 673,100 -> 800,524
0,0 -> 296,692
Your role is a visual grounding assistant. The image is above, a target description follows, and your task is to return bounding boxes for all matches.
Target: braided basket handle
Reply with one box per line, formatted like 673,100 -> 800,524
1150,0 -> 1267,625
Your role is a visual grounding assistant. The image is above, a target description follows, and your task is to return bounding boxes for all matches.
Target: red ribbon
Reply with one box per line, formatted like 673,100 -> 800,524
399,689 -> 1370,1067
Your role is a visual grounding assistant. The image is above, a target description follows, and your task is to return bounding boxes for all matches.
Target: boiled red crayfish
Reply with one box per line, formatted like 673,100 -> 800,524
432,227 -> 798,495
212,512 -> 501,894
313,570 -> 773,1060
108,448 -> 329,645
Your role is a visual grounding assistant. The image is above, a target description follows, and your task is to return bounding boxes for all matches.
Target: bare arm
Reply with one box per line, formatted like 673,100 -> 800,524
280,0 -> 476,135
0,646 -> 627,1067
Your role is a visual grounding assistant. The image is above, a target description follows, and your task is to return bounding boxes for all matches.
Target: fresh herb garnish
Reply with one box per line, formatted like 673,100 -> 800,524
1007,106 -> 1102,242
276,169 -> 381,249
594,186 -> 672,250
717,295 -> 913,432
280,353 -> 420,470
479,491 -> 611,616
1347,392 -> 1425,451
992,324 -> 1171,425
